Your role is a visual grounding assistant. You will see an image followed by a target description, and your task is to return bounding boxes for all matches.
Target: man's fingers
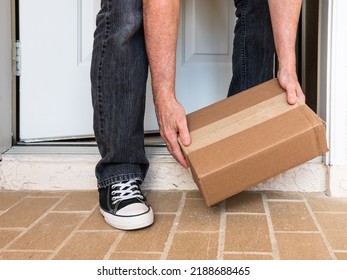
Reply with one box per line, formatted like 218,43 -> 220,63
177,121 -> 191,147
285,84 -> 306,105
155,97 -> 190,168
286,87 -> 297,105
172,145 -> 189,168
277,68 -> 305,105
164,132 -> 189,168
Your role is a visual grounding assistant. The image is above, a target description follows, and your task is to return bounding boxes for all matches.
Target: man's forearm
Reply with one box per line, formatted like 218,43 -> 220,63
268,0 -> 302,71
143,0 -> 180,102
268,0 -> 305,104
142,0 -> 191,168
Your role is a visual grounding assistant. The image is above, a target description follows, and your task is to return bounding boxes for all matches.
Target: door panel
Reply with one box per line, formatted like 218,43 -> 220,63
19,0 -> 235,140
176,0 -> 235,114
185,0 -> 231,59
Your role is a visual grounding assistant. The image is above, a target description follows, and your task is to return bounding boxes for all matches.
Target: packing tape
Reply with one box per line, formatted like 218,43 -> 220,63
182,94 -> 300,154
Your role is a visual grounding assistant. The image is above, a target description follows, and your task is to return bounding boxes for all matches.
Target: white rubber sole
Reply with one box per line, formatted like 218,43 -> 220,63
100,207 -> 154,231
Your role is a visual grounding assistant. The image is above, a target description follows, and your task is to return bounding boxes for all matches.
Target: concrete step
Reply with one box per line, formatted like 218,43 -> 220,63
0,146 -> 327,194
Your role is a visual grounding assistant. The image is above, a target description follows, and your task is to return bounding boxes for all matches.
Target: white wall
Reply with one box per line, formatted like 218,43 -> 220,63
0,0 -> 13,156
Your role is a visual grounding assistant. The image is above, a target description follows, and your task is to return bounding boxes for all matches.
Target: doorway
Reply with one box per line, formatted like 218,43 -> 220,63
15,0 -> 319,144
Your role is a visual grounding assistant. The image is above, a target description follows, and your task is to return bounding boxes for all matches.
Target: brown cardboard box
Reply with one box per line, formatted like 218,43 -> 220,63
179,78 -> 329,206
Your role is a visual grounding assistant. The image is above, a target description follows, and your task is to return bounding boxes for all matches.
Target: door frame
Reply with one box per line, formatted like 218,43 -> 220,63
318,0 -> 347,166
317,0 -> 347,197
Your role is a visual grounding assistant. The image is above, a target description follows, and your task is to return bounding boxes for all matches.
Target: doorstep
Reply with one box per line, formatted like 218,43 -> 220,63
0,146 -> 327,194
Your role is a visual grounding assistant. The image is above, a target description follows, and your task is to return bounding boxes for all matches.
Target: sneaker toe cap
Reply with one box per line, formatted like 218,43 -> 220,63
117,203 -> 150,216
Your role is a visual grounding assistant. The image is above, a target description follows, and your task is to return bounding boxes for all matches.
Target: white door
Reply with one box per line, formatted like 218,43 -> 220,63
19,0 -> 97,141
19,0 -> 235,141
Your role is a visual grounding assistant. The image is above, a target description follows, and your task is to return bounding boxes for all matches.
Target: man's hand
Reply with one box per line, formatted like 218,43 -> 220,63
155,96 -> 191,168
277,66 -> 305,105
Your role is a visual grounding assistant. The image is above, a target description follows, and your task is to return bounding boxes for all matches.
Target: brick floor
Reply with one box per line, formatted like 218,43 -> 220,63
0,190 -> 346,260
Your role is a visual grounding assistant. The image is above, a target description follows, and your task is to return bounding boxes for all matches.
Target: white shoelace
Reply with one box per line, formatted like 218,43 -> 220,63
110,180 -> 144,205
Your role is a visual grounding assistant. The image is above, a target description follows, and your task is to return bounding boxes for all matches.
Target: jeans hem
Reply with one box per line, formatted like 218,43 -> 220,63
97,173 -> 144,188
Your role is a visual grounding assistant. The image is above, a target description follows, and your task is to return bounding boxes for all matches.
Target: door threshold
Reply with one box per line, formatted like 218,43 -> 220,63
4,145 -> 170,158
10,134 -> 168,156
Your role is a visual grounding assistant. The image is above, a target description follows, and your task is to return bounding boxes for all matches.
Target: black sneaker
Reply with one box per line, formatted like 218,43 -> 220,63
98,179 -> 154,230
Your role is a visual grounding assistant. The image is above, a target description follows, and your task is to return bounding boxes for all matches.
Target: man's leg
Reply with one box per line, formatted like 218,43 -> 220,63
228,0 -> 276,96
90,0 -> 153,230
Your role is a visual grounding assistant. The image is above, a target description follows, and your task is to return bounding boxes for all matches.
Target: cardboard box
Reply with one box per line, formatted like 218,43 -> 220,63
179,78 -> 329,206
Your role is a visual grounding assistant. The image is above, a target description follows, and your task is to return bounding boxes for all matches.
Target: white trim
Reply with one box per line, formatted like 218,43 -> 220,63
318,0 -> 347,197
319,0 -> 347,166
329,0 -> 347,166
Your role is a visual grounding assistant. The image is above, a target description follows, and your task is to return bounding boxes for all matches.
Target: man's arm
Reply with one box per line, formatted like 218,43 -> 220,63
143,0 -> 191,168
268,0 -> 305,104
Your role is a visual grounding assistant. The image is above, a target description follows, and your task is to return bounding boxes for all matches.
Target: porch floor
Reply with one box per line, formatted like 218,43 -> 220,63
0,189 -> 347,260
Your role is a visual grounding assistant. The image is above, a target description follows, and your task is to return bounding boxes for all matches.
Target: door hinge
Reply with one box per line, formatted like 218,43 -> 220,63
12,40 -> 21,76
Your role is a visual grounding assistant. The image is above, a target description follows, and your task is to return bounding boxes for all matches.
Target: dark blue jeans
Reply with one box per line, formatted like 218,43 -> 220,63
228,0 -> 275,96
90,0 -> 275,188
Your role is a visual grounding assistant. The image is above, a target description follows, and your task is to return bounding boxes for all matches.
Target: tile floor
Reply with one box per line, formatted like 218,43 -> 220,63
0,189 -> 347,260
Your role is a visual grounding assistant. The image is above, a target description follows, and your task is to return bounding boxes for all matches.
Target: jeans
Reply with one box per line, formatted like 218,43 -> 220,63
90,0 -> 275,188
228,0 -> 275,96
